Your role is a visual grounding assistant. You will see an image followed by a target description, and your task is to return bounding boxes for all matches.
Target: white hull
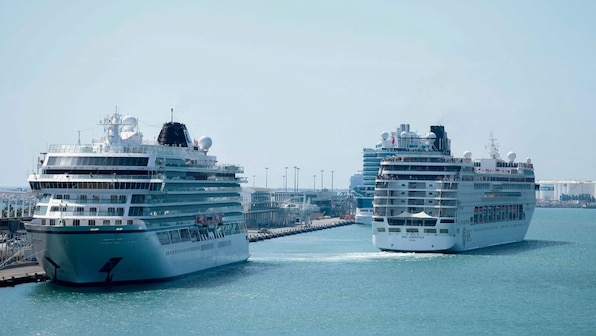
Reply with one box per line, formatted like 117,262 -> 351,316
372,217 -> 532,253
355,208 -> 373,225
27,226 -> 249,285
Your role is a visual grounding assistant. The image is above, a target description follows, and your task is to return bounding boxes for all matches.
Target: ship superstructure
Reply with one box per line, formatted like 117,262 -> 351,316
353,125 -> 412,225
25,111 -> 249,285
372,124 -> 537,252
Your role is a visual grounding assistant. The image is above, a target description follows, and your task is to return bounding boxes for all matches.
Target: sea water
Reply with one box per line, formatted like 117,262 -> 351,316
2,208 -> 595,335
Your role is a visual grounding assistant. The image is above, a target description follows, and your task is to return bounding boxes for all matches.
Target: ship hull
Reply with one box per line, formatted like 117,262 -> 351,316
26,225 -> 250,285
355,209 -> 373,225
372,217 -> 532,253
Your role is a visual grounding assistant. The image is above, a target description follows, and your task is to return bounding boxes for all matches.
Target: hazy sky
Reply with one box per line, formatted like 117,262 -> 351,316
1,0 -> 595,189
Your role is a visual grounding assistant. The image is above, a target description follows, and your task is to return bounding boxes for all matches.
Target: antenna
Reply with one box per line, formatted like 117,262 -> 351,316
170,108 -> 174,122
486,132 -> 500,159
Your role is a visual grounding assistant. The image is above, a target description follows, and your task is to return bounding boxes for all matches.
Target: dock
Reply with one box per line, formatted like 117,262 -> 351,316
0,262 -> 47,287
248,218 -> 354,242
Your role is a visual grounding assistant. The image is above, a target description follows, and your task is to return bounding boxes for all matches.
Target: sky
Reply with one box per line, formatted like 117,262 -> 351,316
1,0 -> 595,189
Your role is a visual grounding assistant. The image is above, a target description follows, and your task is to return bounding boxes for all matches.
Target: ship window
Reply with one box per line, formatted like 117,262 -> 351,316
377,228 -> 386,232
127,220 -> 133,225
170,230 -> 181,243
406,228 -> 419,233
157,231 -> 170,245
76,207 -> 84,213
115,220 -> 122,225
424,229 -> 436,233
90,207 -> 97,214
41,219 -> 47,225
131,195 -> 145,203
117,208 -> 124,216
73,219 -> 80,227
89,220 -> 95,226
129,207 -> 144,216
180,229 -> 190,242
388,228 -> 400,232
49,219 -> 56,226
440,229 -> 448,233
103,220 -> 110,225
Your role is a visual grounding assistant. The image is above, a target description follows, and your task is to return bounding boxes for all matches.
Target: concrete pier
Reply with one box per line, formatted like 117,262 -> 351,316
0,262 -> 46,287
248,218 -> 354,242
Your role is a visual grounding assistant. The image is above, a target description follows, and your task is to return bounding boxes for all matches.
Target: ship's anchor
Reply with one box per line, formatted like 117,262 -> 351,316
99,257 -> 123,283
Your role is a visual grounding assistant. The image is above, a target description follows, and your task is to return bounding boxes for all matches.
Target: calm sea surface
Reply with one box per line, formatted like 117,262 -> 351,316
2,208 -> 595,335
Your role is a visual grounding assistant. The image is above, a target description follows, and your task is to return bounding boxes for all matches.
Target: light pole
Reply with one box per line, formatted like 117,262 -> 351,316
313,174 -> 316,191
265,167 -> 269,188
321,170 -> 324,191
252,175 -> 256,187
293,166 -> 297,193
284,166 -> 288,192
297,167 -> 300,192
331,170 -> 334,192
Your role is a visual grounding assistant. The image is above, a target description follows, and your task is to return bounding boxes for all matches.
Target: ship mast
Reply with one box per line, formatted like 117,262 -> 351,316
486,133 -> 500,159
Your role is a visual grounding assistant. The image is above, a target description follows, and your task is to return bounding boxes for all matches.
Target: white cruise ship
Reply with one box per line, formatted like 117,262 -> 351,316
353,126 -> 410,225
372,124 -> 537,252
25,111 -> 250,285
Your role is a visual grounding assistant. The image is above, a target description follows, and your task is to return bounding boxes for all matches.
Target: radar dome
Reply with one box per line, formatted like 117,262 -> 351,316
122,116 -> 137,132
526,157 -> 532,164
381,132 -> 389,140
507,151 -> 516,162
425,132 -> 436,139
463,151 -> 472,159
198,136 -> 212,150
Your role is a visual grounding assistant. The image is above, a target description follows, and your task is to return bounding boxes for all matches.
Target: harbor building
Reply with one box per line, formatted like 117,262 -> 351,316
536,180 -> 596,207
241,188 -> 354,229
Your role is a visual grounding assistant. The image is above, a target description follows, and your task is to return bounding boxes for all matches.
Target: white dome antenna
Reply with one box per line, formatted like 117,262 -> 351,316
198,136 -> 212,152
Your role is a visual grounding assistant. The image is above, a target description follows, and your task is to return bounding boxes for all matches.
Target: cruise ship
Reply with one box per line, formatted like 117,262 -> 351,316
25,111 -> 250,285
353,127 -> 408,225
372,124 -> 537,252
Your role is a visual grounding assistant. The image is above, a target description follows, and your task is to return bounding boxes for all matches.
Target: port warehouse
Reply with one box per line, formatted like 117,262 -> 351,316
241,188 -> 354,229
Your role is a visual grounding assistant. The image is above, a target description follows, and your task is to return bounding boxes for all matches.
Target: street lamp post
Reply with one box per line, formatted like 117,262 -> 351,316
321,170 -> 324,191
297,167 -> 300,192
293,166 -> 297,193
331,170 -> 334,192
265,167 -> 269,188
313,175 -> 316,191
284,167 -> 288,192
252,175 -> 256,187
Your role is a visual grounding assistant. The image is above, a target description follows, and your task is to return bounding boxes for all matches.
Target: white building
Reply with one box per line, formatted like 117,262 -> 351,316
537,180 -> 596,202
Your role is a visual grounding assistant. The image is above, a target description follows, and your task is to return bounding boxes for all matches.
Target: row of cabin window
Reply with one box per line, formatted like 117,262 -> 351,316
42,219 -> 134,226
